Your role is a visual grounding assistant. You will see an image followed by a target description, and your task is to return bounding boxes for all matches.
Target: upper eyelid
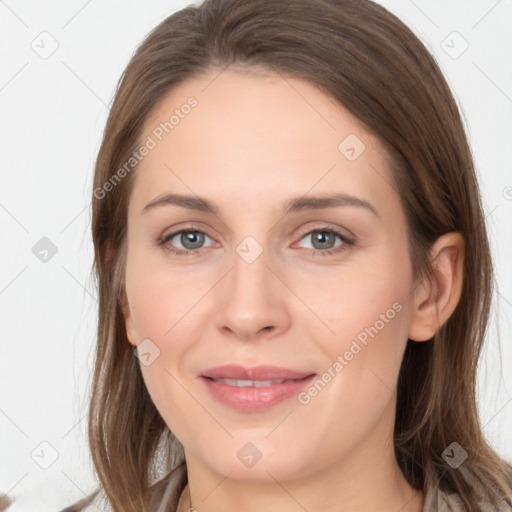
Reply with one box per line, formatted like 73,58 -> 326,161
295,222 -> 354,239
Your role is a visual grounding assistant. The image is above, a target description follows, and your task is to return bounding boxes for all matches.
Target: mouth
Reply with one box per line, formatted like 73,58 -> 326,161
199,365 -> 316,411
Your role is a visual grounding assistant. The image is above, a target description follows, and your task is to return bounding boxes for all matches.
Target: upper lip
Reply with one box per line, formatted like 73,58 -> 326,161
200,365 -> 315,381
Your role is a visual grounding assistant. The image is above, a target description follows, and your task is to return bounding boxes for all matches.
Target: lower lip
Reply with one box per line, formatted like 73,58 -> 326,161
200,375 -> 316,412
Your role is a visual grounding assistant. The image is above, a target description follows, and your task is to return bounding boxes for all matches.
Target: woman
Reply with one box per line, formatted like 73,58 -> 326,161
61,0 -> 512,510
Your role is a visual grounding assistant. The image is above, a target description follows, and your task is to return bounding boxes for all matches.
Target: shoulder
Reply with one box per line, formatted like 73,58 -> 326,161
422,481 -> 463,512
58,463 -> 187,512
423,478 -> 512,512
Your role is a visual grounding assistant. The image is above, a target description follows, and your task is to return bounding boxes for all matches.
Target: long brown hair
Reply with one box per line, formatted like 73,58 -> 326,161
64,0 -> 512,510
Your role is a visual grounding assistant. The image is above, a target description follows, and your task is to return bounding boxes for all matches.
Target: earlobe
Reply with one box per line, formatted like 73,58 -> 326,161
121,291 -> 137,347
408,233 -> 465,342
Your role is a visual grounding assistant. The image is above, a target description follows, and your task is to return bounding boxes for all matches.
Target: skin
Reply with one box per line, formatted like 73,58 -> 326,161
121,66 -> 464,512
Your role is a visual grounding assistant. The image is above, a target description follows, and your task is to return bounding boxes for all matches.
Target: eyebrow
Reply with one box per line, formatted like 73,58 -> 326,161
141,192 -> 379,217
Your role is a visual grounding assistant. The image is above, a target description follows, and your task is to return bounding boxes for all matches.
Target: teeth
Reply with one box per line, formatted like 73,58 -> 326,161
213,378 -> 286,387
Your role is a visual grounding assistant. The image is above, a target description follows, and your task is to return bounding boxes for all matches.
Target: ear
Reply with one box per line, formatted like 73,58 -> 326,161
408,232 -> 465,342
120,290 -> 137,347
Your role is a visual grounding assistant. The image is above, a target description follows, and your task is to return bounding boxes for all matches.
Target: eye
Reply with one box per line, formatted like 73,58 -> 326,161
295,227 -> 354,256
157,228 -> 216,256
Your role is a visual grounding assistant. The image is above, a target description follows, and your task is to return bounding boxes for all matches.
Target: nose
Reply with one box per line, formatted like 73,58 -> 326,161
215,242 -> 290,342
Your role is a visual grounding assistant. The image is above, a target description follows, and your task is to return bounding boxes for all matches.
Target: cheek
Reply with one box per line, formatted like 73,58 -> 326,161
293,250 -> 411,352
126,258 -> 206,342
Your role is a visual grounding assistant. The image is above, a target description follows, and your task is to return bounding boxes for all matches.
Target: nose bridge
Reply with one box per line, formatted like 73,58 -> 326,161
215,231 -> 287,338
230,233 -> 274,304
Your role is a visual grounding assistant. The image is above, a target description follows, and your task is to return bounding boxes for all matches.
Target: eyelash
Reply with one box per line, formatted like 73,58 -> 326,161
156,225 -> 355,257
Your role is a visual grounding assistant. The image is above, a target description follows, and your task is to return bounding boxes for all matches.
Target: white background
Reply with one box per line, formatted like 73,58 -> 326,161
1,1 -> 511,510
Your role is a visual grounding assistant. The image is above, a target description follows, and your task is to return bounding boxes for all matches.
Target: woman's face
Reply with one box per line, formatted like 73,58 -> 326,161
122,67 -> 418,483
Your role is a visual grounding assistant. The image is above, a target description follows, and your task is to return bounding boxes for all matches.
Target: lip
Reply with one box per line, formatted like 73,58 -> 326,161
199,365 -> 316,412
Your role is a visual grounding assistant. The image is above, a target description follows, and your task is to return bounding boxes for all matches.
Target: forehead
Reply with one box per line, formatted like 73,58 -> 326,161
131,68 -> 398,214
